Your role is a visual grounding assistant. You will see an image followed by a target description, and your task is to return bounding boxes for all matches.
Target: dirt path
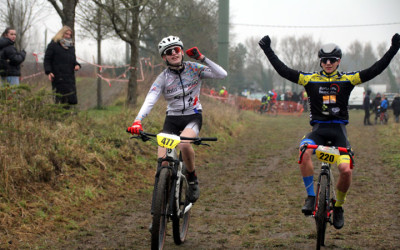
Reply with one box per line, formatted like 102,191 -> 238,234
47,112 -> 399,249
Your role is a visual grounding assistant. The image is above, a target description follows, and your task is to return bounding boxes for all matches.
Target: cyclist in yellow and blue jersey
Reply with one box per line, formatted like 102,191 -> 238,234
259,33 -> 400,230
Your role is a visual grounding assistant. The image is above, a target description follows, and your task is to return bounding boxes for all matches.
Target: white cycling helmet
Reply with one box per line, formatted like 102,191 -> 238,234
158,36 -> 184,56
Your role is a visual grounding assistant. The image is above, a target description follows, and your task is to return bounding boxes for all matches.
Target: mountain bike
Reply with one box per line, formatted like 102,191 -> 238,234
258,101 -> 277,116
298,143 -> 355,250
129,131 -> 217,250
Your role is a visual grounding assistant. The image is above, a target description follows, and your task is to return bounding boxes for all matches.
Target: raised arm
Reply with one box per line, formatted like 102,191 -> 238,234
359,33 -> 400,83
259,36 -> 301,84
186,47 -> 227,79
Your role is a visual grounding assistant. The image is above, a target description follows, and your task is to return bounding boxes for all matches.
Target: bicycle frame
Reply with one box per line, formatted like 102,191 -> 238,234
151,147 -> 190,219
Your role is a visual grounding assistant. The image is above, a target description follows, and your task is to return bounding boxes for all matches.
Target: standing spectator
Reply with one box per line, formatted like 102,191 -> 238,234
219,86 -> 228,103
372,93 -> 382,124
44,26 -> 81,108
0,27 -> 26,86
363,89 -> 372,125
210,88 -> 216,96
380,94 -> 389,124
219,86 -> 228,97
392,94 -> 400,123
301,90 -> 308,112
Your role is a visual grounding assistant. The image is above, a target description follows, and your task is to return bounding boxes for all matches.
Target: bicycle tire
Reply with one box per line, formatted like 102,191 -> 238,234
151,168 -> 170,250
172,168 -> 191,245
316,174 -> 328,249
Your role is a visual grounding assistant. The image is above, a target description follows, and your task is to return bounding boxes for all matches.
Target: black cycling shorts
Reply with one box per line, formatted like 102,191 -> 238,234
300,123 -> 351,154
162,113 -> 203,136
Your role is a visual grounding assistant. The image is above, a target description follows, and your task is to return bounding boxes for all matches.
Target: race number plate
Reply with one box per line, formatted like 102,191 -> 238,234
157,133 -> 181,149
315,146 -> 340,164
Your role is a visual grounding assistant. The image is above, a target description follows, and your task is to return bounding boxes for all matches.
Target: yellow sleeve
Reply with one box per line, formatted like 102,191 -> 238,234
347,72 -> 362,86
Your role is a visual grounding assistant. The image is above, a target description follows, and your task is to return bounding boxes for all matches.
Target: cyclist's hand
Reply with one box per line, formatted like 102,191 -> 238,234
127,120 -> 142,135
259,35 -> 271,50
392,33 -> 400,48
186,47 -> 203,60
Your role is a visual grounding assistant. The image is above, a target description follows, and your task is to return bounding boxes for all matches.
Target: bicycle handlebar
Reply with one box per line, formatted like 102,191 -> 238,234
298,143 -> 355,167
301,144 -> 348,153
126,130 -> 217,145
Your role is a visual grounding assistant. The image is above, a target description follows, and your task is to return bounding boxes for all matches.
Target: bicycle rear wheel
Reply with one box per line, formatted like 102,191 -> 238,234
316,174 -> 328,249
151,168 -> 170,250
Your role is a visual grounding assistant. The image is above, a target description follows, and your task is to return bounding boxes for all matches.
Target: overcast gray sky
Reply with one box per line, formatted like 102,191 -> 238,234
37,0 -> 400,62
230,0 -> 400,51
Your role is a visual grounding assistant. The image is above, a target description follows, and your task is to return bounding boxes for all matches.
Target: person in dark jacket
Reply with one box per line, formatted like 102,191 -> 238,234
392,94 -> 400,123
372,93 -> 382,124
363,89 -> 372,125
44,26 -> 81,107
0,27 -> 26,86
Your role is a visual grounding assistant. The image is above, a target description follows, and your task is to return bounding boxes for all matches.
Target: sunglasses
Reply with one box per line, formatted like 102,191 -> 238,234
320,57 -> 340,64
164,46 -> 182,56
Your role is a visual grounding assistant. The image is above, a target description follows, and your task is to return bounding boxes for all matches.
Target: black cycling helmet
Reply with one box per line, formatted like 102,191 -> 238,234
318,43 -> 342,58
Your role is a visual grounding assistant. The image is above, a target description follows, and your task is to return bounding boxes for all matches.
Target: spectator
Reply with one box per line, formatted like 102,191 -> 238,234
44,25 -> 81,108
380,94 -> 389,124
0,27 -> 26,86
219,86 -> 228,103
392,94 -> 400,123
363,89 -> 372,125
372,93 -> 382,124
219,86 -> 228,97
210,88 -> 216,96
301,90 -> 308,112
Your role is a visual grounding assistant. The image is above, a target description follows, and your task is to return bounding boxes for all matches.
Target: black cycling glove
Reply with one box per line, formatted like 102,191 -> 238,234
258,36 -> 271,51
392,33 -> 400,48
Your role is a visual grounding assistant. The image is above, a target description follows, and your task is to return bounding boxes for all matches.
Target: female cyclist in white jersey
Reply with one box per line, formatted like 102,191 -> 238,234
128,36 -> 227,203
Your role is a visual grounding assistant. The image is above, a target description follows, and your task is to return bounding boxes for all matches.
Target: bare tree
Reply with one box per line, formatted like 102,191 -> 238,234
139,0 -> 219,59
47,0 -> 79,32
280,35 -> 321,73
277,35 -> 320,93
244,37 -> 273,92
229,43 -> 247,93
93,0 -> 149,107
377,42 -> 399,92
0,0 -> 47,50
76,1 -> 114,108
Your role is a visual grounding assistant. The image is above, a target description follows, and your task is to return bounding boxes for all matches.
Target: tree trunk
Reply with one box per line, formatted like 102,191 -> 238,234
96,7 -> 103,109
61,0 -> 78,31
97,38 -> 103,108
126,6 -> 140,107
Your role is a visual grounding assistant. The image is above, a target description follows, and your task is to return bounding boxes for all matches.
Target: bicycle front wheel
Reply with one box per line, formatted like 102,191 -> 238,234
316,174 -> 328,249
151,168 -> 170,250
172,164 -> 191,245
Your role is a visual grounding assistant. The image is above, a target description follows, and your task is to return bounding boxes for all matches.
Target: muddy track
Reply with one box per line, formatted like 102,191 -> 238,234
49,113 -> 399,249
